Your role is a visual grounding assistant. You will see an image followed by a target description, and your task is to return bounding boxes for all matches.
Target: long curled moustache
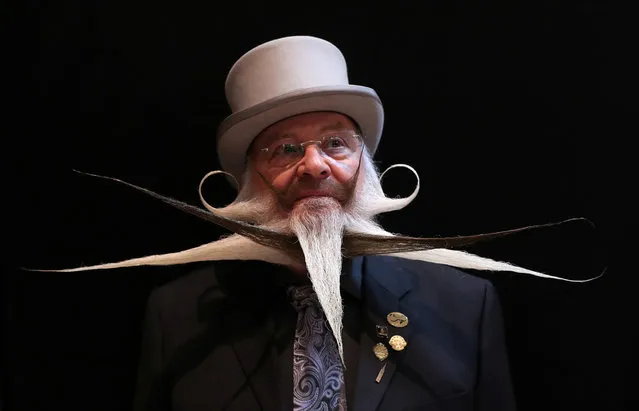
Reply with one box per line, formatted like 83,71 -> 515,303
90,172 -> 581,256
23,169 -> 603,283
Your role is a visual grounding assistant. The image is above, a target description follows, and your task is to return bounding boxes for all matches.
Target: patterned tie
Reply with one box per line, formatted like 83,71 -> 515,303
288,285 -> 347,411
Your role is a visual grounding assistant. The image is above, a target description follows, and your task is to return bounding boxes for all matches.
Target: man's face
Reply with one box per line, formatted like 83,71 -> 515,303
247,112 -> 363,214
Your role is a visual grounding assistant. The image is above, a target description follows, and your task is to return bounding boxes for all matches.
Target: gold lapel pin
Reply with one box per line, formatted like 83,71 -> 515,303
389,335 -> 407,351
373,342 -> 389,361
387,312 -> 409,328
373,343 -> 389,384
375,363 -> 387,383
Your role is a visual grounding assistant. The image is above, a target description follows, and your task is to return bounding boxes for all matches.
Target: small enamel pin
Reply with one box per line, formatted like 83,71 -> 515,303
387,312 -> 409,328
389,335 -> 407,351
375,363 -> 387,383
376,324 -> 389,339
373,342 -> 389,361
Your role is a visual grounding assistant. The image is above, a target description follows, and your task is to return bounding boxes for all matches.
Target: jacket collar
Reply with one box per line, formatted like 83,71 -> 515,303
218,256 -> 416,411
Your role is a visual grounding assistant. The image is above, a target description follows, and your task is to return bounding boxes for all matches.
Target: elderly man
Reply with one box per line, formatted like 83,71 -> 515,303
127,35 -> 522,411
45,36 -> 567,410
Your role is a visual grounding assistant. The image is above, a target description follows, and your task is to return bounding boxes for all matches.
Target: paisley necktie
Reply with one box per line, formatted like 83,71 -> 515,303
288,285 -> 347,410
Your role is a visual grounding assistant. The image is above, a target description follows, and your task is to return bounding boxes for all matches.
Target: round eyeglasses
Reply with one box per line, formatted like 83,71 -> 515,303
255,131 -> 364,169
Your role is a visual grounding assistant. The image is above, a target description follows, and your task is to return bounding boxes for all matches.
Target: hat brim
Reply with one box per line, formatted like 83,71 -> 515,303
216,85 -> 384,185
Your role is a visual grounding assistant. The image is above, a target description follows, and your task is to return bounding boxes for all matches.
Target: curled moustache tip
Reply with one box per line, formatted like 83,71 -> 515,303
19,266 -> 86,273
198,170 -> 239,212
72,169 -> 115,181
379,163 -> 421,202
567,216 -> 597,230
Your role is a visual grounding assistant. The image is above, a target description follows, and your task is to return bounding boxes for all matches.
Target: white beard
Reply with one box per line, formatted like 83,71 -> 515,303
289,196 -> 347,363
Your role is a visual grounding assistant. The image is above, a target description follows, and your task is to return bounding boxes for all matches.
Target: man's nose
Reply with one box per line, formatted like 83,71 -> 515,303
296,145 -> 331,179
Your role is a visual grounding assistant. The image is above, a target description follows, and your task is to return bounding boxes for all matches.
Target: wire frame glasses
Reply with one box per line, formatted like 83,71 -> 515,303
255,130 -> 364,169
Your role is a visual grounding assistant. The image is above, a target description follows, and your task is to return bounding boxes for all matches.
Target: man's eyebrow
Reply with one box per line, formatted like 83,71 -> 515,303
319,121 -> 349,133
258,131 -> 295,147
260,121 -> 351,146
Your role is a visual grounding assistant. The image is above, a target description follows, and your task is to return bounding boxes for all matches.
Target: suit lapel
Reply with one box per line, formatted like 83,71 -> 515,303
214,261 -> 289,411
351,256 -> 414,411
341,257 -> 364,405
230,319 -> 282,411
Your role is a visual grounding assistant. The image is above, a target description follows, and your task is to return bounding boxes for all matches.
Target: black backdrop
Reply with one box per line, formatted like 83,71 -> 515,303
5,1 -> 635,410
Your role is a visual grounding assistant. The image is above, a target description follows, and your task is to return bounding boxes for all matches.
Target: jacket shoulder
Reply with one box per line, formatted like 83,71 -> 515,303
363,255 -> 495,317
146,263 -> 219,310
146,259 -> 283,313
365,255 -> 493,291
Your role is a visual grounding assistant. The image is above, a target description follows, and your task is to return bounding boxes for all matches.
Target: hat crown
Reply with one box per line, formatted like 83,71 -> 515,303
225,36 -> 350,112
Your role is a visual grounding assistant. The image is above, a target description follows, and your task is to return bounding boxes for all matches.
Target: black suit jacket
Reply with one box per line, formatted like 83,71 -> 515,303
132,255 -> 516,411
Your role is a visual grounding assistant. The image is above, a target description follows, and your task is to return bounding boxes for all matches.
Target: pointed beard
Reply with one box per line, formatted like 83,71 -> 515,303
289,197 -> 347,363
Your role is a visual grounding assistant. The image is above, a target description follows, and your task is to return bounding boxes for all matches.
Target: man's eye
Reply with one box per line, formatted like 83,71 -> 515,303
274,143 -> 299,155
326,137 -> 346,147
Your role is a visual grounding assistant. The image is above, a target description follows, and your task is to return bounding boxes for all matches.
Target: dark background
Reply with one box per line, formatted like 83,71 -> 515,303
5,1 -> 635,410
